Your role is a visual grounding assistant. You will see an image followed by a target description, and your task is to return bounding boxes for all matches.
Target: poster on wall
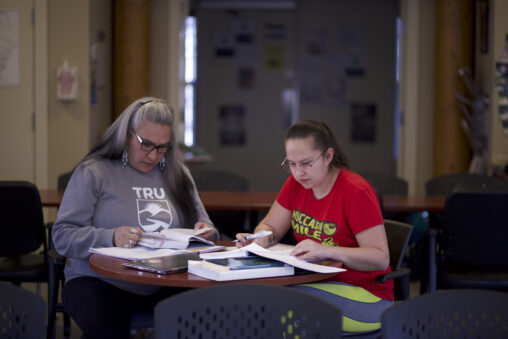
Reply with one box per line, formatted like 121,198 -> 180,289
215,32 -> 235,57
264,22 -> 285,40
351,103 -> 376,143
0,11 -> 20,87
264,44 -> 285,71
238,68 -> 255,89
235,18 -> 254,43
219,105 -> 246,146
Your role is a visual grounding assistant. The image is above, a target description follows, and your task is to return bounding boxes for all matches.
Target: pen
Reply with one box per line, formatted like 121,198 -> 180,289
233,230 -> 273,242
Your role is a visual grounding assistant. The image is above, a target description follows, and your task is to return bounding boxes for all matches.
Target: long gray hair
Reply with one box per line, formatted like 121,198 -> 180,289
84,97 -> 198,226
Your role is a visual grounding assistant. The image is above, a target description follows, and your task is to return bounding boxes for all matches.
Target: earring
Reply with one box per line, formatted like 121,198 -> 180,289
159,157 -> 166,171
122,150 -> 128,166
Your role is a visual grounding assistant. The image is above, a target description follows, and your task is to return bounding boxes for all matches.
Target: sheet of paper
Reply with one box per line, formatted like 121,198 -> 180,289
245,243 -> 345,274
200,243 -> 345,274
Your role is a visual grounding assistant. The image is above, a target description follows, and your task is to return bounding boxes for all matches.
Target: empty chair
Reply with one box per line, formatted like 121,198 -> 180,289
358,171 -> 408,223
0,281 -> 47,339
427,189 -> 508,292
47,171 -> 74,339
358,171 -> 408,196
422,173 -> 508,292
57,170 -> 73,191
381,289 -> 508,338
154,283 -> 342,339
425,172 -> 508,195
190,168 -> 249,239
0,181 -> 47,289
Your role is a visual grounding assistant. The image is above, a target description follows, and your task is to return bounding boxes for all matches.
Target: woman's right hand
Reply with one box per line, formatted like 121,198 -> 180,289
235,232 -> 271,248
113,226 -> 143,248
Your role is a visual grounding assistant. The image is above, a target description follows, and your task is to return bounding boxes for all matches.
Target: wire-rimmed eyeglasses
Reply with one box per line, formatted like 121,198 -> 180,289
280,153 -> 324,173
135,132 -> 173,154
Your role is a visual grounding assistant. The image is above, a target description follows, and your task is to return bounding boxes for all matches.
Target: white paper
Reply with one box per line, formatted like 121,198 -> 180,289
139,228 -> 215,249
201,243 -> 345,274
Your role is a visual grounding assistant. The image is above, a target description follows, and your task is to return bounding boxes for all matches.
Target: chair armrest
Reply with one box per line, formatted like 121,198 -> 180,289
375,267 -> 410,284
47,249 -> 66,267
376,268 -> 411,300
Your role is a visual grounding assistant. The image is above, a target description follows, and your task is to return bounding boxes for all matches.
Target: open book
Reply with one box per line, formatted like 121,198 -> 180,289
138,228 -> 215,249
200,243 -> 346,274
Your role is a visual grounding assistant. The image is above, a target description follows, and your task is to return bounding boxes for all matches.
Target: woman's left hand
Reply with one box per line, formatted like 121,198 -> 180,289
194,222 -> 217,240
290,239 -> 330,261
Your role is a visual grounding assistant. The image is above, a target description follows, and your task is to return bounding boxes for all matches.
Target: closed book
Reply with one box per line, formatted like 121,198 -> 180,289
187,258 -> 294,281
206,257 -> 286,270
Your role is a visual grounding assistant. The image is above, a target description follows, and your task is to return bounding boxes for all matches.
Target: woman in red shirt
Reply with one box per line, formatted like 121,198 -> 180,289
236,120 -> 393,334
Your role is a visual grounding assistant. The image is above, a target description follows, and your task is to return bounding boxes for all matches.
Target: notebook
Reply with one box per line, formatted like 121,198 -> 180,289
122,252 -> 200,274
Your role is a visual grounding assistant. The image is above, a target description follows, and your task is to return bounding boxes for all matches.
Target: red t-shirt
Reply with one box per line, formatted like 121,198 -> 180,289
276,168 -> 394,301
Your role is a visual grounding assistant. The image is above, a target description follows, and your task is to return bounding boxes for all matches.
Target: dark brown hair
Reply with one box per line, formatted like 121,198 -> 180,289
285,120 -> 349,169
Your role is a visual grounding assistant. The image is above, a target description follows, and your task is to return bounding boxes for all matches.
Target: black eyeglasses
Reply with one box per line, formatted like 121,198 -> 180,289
135,132 -> 172,154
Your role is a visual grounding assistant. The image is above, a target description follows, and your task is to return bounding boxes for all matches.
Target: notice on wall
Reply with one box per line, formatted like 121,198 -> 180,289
215,33 -> 235,57
0,11 -> 20,87
264,44 -> 285,71
351,103 -> 376,143
219,105 -> 246,146
238,68 -> 255,89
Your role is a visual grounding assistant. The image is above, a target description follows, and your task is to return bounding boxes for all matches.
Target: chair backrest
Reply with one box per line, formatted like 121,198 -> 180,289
0,181 -> 45,256
384,220 -> 413,270
381,289 -> 508,338
154,283 -> 342,339
57,170 -> 73,190
0,281 -> 47,339
190,168 -> 249,191
442,190 -> 508,266
425,172 -> 508,195
359,171 -> 409,195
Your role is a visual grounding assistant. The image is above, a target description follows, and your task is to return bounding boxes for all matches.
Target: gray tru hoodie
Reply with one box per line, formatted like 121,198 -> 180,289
52,157 -> 213,295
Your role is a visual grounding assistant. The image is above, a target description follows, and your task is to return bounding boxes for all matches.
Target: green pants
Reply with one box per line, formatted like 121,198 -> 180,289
292,282 -> 393,333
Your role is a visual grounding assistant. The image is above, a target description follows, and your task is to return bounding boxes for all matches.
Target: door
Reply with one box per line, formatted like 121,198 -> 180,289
0,0 -> 35,181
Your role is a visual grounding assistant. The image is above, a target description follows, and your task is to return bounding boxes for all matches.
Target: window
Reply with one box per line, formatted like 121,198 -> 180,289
183,16 -> 197,146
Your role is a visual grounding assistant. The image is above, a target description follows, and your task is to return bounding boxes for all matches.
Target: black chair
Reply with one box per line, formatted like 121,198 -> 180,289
0,281 -> 47,339
427,190 -> 508,292
341,220 -> 413,339
379,220 -> 413,301
0,181 -> 48,293
154,283 -> 342,339
425,172 -> 508,195
381,289 -> 508,338
421,173 -> 508,293
47,171 -> 73,339
359,171 -> 408,196
358,171 -> 408,224
190,168 -> 249,239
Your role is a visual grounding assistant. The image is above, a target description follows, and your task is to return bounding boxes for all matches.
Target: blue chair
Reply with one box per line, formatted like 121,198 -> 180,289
0,281 -> 47,339
154,283 -> 342,338
382,289 -> 508,338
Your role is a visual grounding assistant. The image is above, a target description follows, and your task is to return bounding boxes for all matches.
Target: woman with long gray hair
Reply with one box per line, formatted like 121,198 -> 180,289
53,97 -> 218,339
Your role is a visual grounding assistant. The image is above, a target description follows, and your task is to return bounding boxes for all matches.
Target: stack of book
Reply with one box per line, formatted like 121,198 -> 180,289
188,243 -> 346,281
188,256 -> 294,281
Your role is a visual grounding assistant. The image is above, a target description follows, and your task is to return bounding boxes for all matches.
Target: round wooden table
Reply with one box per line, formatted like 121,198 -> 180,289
89,242 -> 338,288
